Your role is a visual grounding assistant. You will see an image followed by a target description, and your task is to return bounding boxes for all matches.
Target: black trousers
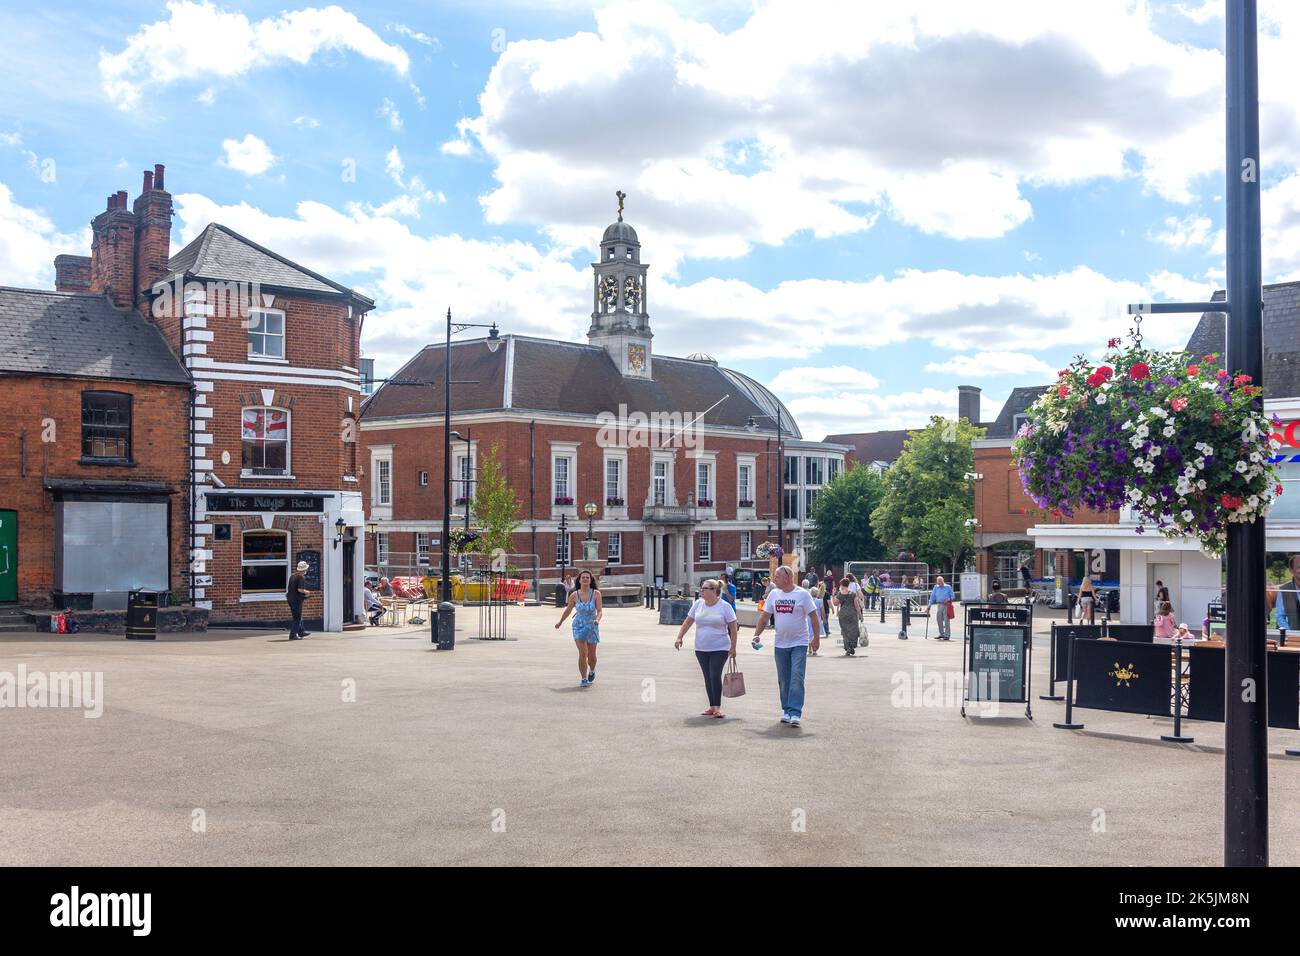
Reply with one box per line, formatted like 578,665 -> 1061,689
696,650 -> 729,707
288,603 -> 305,639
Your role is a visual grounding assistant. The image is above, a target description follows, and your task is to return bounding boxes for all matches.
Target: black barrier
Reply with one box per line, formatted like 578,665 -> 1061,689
1056,638 -> 1175,731
1104,623 -> 1155,643
1185,645 -> 1300,729
961,603 -> 1032,719
1160,640 -> 1195,743
1049,624 -> 1103,688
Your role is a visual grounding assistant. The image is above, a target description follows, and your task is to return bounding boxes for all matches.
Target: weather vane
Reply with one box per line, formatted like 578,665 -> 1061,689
616,190 -> 626,222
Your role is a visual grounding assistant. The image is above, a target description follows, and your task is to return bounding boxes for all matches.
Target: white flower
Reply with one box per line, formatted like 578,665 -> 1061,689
1131,436 -> 1144,449
1162,426 -> 1176,438
1152,407 -> 1168,419
1181,510 -> 1195,522
1134,458 -> 1145,469
1122,420 -> 1133,431
1146,495 -> 1157,506
1095,393 -> 1107,405
1197,479 -> 1207,490
1136,424 -> 1150,438
1150,445 -> 1162,457
1144,461 -> 1156,473
1250,452 -> 1261,463
1236,460 -> 1248,473
1248,495 -> 1260,510
1195,457 -> 1206,469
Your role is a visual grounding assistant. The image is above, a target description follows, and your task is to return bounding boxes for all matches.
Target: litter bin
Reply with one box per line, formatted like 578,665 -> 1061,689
126,589 -> 159,640
432,601 -> 456,650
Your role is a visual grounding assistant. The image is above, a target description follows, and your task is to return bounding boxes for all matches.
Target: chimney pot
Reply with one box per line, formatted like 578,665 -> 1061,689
143,170 -> 154,192
153,164 -> 165,190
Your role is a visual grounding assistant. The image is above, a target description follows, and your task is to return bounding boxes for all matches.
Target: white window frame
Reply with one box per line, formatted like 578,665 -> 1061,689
738,462 -> 752,504
740,530 -> 752,560
377,458 -> 392,506
240,528 -> 290,595
419,470 -> 429,487
696,460 -> 713,506
555,531 -> 571,565
607,531 -> 622,564
369,446 -> 393,519
246,307 -> 286,361
550,442 -> 579,509
604,455 -> 624,504
240,406 -> 291,478
376,532 -> 390,566
416,532 -> 430,566
650,452 -> 674,507
698,530 -> 712,562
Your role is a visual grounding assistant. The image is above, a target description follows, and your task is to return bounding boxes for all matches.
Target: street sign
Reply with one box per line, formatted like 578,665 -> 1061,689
962,604 -> 1033,719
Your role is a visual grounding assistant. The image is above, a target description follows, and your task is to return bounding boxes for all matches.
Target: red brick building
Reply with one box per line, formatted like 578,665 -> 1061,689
0,190 -> 191,609
360,215 -> 848,591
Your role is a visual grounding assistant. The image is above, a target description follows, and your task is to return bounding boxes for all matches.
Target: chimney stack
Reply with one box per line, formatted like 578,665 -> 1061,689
957,385 -> 981,426
88,190 -> 138,308
142,169 -> 153,192
133,161 -> 173,305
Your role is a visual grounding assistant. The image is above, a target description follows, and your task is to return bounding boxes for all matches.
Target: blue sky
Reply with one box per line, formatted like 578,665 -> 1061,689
2,0 -> 1299,438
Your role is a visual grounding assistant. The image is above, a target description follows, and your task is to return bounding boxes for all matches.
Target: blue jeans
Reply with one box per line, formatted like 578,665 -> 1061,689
774,645 -> 808,718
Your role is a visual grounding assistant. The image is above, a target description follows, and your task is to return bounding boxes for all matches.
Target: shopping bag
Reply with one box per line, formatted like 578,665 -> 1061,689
946,601 -> 956,620
721,658 -> 746,698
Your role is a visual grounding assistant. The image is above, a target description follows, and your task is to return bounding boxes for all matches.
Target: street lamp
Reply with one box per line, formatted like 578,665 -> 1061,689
583,501 -> 598,562
747,412 -> 785,554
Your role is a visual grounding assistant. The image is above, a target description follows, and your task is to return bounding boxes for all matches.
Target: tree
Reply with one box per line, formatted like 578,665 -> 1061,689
870,416 -> 982,570
807,465 -> 887,568
471,443 -> 521,558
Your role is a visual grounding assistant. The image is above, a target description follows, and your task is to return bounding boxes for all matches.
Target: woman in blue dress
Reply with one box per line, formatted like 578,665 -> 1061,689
555,569 -> 603,686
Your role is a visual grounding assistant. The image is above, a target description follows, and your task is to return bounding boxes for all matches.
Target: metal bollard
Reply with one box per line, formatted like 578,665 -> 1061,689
898,600 -> 910,640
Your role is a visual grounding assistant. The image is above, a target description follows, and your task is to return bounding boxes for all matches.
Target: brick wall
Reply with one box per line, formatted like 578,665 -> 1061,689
0,375 -> 190,604
974,443 -> 1119,536
203,514 -> 325,625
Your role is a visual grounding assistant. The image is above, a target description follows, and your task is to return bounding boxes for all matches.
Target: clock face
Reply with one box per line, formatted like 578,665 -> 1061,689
628,344 -> 646,372
623,275 -> 640,312
599,274 -> 618,311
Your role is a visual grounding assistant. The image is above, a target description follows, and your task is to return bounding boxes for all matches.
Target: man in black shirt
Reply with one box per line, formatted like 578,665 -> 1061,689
286,560 -> 310,640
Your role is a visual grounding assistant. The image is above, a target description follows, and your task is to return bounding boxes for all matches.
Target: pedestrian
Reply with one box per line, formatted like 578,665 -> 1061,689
1079,574 -> 1098,625
286,560 -> 310,640
720,572 -> 737,609
864,570 -> 880,610
674,579 -> 739,717
988,579 -> 1009,604
1153,579 -> 1170,618
815,577 -> 831,637
378,576 -> 394,597
761,575 -> 774,602
832,577 -> 865,656
364,583 -> 385,625
927,575 -> 955,640
751,564 -> 821,726
555,569 -> 603,686
1153,601 -> 1177,639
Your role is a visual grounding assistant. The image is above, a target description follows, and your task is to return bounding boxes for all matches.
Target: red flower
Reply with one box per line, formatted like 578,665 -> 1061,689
1217,369 -> 1229,380
1221,494 -> 1243,511
1170,397 -> 1188,412
1128,362 -> 1150,381
1058,384 -> 1069,399
1204,354 -> 1216,362
1233,373 -> 1253,387
1107,337 -> 1120,348
1098,365 -> 1113,380
1278,484 -> 1286,497
1187,364 -> 1201,376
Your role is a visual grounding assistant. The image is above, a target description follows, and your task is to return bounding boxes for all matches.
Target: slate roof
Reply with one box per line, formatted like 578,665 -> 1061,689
0,287 -> 189,385
362,335 -> 802,437
823,429 -> 910,465
164,224 -> 375,308
984,386 -> 1050,439
1183,282 -> 1300,398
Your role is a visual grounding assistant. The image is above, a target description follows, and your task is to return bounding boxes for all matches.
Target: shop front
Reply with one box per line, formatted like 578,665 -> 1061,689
198,489 -> 365,631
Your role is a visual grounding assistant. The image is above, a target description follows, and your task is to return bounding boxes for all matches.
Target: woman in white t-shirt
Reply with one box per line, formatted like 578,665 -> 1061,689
674,578 -> 739,718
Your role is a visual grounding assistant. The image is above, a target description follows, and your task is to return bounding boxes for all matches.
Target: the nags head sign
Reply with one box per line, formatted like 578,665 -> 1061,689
1270,419 -> 1300,463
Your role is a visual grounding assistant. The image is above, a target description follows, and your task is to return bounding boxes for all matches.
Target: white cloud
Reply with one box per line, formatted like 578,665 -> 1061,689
368,146 -> 443,219
388,23 -> 440,48
0,182 -> 90,288
100,1 -> 411,109
923,351 -> 1057,378
196,86 -> 216,105
767,366 -> 879,394
220,134 -> 277,175
293,115 -> 320,128
445,0 -> 1238,260
1149,213 -> 1215,250
787,388 -> 961,437
379,98 -> 403,132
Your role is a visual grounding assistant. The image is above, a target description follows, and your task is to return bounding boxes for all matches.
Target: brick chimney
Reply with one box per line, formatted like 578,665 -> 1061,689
88,190 -> 136,309
53,255 -> 91,293
133,163 -> 173,301
957,384 -> 981,425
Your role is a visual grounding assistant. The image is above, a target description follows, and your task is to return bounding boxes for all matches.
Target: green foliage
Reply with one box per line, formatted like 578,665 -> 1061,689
870,416 -> 981,570
807,465 -> 887,567
472,443 -> 521,556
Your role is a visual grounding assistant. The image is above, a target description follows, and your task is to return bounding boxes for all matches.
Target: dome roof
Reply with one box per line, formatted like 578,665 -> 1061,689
602,220 -> 639,245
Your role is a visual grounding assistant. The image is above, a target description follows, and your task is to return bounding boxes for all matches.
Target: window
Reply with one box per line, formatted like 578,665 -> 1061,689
419,470 -> 429,487
653,460 -> 668,506
740,531 -> 752,560
806,456 -> 825,485
784,455 -> 799,485
738,463 -> 752,504
696,461 -> 713,505
242,530 -> 288,592
376,459 -> 391,506
456,454 -> 473,501
607,532 -> 622,564
376,533 -> 390,566
553,456 -> 571,501
555,532 -> 571,565
1272,460 -> 1300,520
416,533 -> 430,566
241,407 -> 289,476
784,488 -> 799,520
805,488 -> 818,517
247,308 -> 285,359
1012,413 -> 1031,434
827,458 -> 841,482
698,531 -> 712,562
605,458 -> 623,503
81,391 -> 132,461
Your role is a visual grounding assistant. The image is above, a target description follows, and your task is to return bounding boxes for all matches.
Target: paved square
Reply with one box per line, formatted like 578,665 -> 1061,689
4,604 -> 1299,865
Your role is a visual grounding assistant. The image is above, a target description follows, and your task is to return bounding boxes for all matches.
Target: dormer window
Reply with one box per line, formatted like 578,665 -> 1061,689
248,308 -> 285,360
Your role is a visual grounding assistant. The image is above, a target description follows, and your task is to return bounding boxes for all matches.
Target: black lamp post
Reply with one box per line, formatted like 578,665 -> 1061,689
584,501 -> 598,562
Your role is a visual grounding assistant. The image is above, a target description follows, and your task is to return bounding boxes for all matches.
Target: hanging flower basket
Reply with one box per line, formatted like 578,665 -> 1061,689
754,541 -> 783,560
1011,336 -> 1282,555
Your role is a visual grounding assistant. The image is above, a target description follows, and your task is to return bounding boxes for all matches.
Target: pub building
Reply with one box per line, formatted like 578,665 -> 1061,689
360,209 -> 849,592
8,163 -> 375,631
972,283 -> 1300,626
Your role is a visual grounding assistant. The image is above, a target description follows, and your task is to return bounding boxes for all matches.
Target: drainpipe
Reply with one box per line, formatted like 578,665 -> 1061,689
529,419 -> 536,559
189,380 -> 197,608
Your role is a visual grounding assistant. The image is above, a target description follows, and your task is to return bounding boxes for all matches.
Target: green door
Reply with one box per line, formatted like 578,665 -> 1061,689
0,510 -> 15,602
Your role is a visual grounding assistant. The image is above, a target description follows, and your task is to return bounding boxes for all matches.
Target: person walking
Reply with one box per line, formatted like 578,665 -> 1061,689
1079,574 -> 1098,625
674,579 -> 739,717
752,565 -> 820,726
816,577 -> 831,637
720,572 -> 737,609
864,571 -> 880,611
286,560 -> 310,640
1153,601 -> 1177,639
555,569 -> 603,686
832,577 -> 865,655
928,575 -> 955,640
988,579 -> 1009,604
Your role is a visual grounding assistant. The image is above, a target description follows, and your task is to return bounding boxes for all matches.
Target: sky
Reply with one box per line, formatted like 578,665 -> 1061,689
3,0 -> 1300,439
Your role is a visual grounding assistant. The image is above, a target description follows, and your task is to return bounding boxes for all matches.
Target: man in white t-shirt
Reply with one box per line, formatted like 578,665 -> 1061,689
752,564 -> 821,726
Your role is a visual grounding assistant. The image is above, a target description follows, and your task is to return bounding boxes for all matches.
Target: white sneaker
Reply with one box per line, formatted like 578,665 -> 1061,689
789,715 -> 801,727
780,712 -> 791,724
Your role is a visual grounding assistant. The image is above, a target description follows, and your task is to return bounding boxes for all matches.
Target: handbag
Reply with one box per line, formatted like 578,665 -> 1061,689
721,657 -> 746,698
946,601 -> 956,620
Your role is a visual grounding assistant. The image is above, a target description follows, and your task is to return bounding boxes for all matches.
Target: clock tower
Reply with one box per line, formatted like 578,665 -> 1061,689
589,191 -> 652,378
